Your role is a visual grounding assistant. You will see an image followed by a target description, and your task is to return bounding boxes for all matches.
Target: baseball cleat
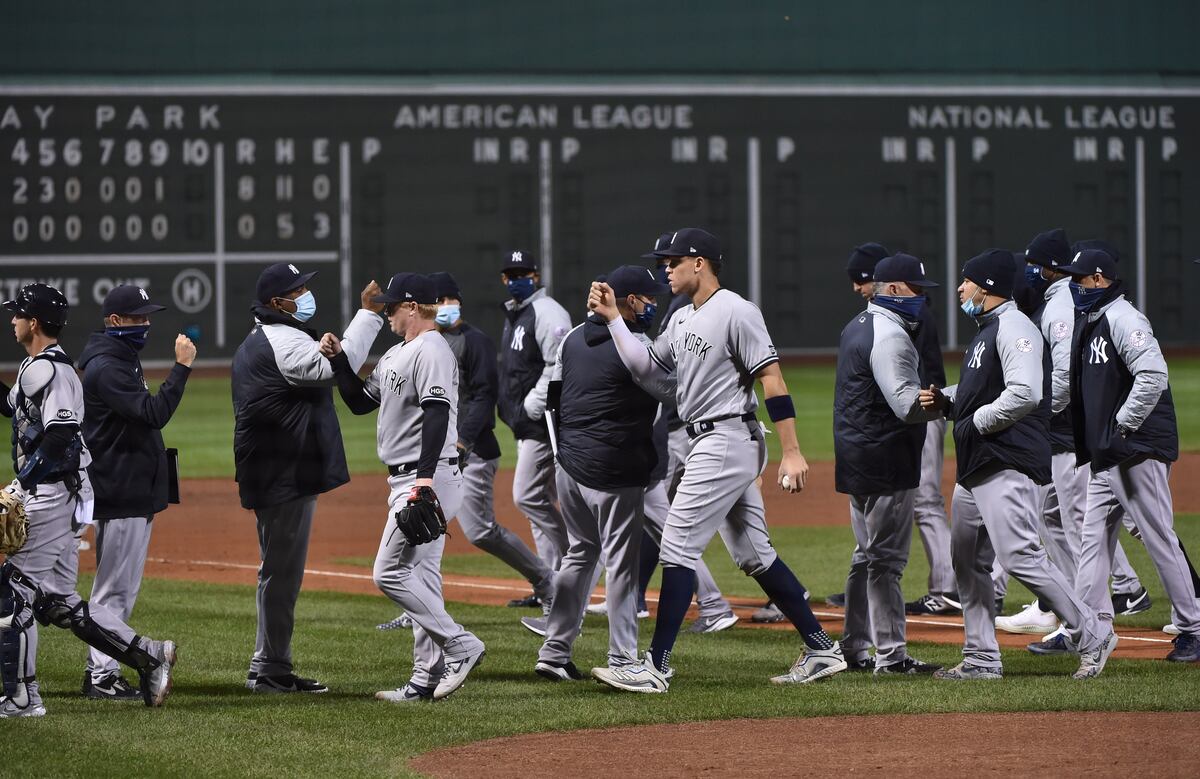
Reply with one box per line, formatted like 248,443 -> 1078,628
434,649 -> 485,700
905,594 -> 962,615
995,602 -> 1059,635
637,604 -> 650,619
140,640 -> 177,707
520,616 -> 548,637
377,613 -> 413,631
845,655 -> 875,672
507,593 -> 542,609
585,601 -> 608,616
1111,588 -> 1152,616
825,592 -> 847,608
1073,631 -> 1118,679
751,602 -> 787,623
1166,633 -> 1200,663
1163,623 -> 1182,636
591,652 -> 669,694
770,642 -> 847,685
375,683 -> 433,703
874,656 -> 942,675
1027,630 -> 1076,656
941,593 -> 963,610
0,697 -> 47,718
253,673 -> 329,694
85,672 -> 142,701
535,660 -> 586,681
933,662 -> 1003,681
687,611 -> 739,634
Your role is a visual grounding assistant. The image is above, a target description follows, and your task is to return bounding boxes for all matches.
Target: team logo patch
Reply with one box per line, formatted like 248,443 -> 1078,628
768,344 -> 777,356
1130,330 -> 1148,349
429,386 -> 446,397
553,326 -> 568,338
1052,321 -> 1070,342
56,409 -> 72,420
1015,337 -> 1033,353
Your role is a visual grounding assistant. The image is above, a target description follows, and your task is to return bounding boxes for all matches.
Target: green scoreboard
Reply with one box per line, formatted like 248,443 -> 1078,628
1,85 -> 1195,362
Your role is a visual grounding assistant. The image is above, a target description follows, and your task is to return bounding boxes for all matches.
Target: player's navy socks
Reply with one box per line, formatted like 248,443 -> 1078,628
649,566 -> 695,673
754,558 -> 834,649
637,530 -> 660,604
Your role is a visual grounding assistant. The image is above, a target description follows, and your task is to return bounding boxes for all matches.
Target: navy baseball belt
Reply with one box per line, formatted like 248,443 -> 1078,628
388,458 -> 458,477
685,412 -> 757,438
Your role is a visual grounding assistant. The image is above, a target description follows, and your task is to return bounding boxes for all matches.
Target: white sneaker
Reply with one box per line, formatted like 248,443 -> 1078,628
433,649 -> 485,700
0,696 -> 47,718
1073,631 -> 1118,680
591,652 -> 669,694
375,683 -> 432,703
995,603 -> 1058,635
585,601 -> 608,616
140,640 -> 177,707
1163,623 -> 1182,636
770,641 -> 848,685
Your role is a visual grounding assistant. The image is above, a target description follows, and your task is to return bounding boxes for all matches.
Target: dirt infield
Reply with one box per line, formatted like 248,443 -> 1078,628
90,453 -> 1200,661
409,711 -> 1200,778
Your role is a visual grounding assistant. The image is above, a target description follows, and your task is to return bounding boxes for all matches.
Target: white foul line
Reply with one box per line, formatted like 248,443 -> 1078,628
145,557 -> 1175,644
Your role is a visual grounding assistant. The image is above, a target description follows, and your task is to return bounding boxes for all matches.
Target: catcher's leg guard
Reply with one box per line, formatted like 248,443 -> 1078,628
1,574 -> 36,706
32,594 -> 160,674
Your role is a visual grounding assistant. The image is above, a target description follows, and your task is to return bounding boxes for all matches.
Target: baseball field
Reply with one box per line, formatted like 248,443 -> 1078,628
6,359 -> 1200,777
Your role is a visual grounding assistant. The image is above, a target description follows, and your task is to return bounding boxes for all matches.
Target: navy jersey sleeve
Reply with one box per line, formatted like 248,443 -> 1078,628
459,327 -> 499,447
916,299 -> 947,388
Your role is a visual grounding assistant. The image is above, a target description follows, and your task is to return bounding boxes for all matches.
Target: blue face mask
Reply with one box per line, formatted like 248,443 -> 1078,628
873,294 -> 925,322
291,290 -> 317,322
960,289 -> 985,317
105,324 -> 150,351
507,277 -> 535,302
1024,264 -> 1050,293
1070,282 -> 1106,313
655,265 -> 670,286
435,304 -> 461,327
635,301 -> 658,329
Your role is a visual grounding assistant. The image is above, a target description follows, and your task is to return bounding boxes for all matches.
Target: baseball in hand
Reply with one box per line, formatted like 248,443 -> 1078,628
781,474 -> 792,490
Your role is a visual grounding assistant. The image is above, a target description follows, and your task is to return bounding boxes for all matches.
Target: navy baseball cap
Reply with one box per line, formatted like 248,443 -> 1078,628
428,272 -> 462,302
653,228 -> 724,261
102,284 -> 167,316
373,272 -> 437,305
502,249 -> 539,273
256,262 -> 317,304
962,249 -> 1016,299
874,253 -> 938,288
846,242 -> 890,282
2,283 -> 69,327
607,265 -> 671,299
1061,249 -> 1119,281
641,232 -> 674,260
1071,239 -> 1120,264
1025,228 -> 1072,269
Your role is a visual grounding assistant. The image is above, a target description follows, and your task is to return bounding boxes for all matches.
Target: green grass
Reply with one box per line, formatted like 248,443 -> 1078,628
10,570 -> 1198,779
161,358 -> 1200,478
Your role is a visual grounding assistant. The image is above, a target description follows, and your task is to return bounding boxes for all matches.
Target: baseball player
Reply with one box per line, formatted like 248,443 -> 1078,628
1060,250 -> 1199,663
497,250 -> 572,599
232,263 -> 384,693
0,284 -> 176,717
530,265 -> 674,681
587,228 -> 845,691
835,243 -> 957,617
429,272 -> 554,605
836,254 -> 943,675
77,285 -> 195,700
920,250 -> 1116,680
323,272 -> 486,701
1002,232 -> 1150,641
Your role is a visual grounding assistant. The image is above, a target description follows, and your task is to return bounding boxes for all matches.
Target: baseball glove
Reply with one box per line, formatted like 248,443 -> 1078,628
394,485 -> 447,545
0,486 -> 29,556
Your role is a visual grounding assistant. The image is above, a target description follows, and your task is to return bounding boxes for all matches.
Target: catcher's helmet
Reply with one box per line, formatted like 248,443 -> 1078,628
2,283 -> 69,327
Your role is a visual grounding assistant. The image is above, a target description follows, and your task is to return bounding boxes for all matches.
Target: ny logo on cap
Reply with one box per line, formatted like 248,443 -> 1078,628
288,263 -> 300,274
138,288 -> 149,300
511,251 -> 523,264
1073,251 -> 1082,263
919,263 -> 926,275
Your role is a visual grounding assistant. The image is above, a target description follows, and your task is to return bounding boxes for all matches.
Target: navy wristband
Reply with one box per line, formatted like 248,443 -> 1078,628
765,394 -> 795,422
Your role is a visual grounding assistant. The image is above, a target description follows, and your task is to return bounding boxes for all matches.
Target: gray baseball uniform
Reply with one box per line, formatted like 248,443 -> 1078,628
1073,295 -> 1199,634
364,331 -> 484,686
913,418 -> 955,597
3,347 -> 167,711
944,301 -> 1107,669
